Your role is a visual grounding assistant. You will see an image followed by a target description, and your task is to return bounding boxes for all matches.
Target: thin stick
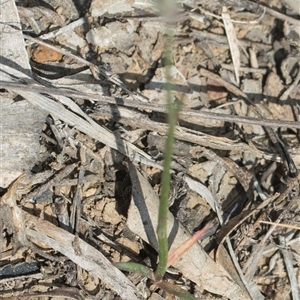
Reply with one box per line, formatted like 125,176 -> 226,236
262,4 -> 300,26
280,62 -> 300,101
259,221 -> 300,231
279,236 -> 300,300
2,79 -> 300,130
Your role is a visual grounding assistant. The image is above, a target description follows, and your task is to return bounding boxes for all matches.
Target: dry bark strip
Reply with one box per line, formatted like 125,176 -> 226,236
0,0 -> 47,188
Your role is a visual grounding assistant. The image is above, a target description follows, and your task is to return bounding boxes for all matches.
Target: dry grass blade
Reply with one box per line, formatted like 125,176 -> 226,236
278,236 -> 300,300
184,175 -> 217,211
259,221 -> 300,231
2,79 -> 300,130
0,0 -> 48,187
222,6 -> 241,85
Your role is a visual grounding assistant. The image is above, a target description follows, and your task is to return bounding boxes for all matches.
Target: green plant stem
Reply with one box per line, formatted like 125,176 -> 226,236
114,262 -> 154,280
155,30 -> 180,280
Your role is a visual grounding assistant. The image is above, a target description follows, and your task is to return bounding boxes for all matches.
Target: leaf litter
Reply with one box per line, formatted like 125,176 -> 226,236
1,0 -> 300,299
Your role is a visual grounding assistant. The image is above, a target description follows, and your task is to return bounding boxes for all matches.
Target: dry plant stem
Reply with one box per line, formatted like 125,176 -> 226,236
200,68 -> 297,176
166,221 -> 214,268
258,2 -> 300,26
243,212 -> 287,281
222,6 -> 240,85
249,47 -> 263,81
200,1 -> 300,26
39,17 -> 86,40
199,6 -> 266,24
30,242 -> 67,262
2,79 -> 300,130
0,67 -> 154,168
190,30 -> 272,51
278,236 -> 300,300
221,63 -> 267,74
93,103 -> 282,162
225,237 -> 256,300
70,168 -> 85,233
0,287 -> 84,300
0,273 -> 44,286
259,221 -> 300,231
199,68 -> 249,99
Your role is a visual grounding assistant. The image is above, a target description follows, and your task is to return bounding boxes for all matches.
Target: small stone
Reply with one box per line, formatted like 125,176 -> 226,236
241,79 -> 262,100
31,45 -> 63,63
263,72 -> 285,99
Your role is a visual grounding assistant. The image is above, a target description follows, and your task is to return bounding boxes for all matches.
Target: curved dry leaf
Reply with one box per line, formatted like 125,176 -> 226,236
184,175 -> 217,212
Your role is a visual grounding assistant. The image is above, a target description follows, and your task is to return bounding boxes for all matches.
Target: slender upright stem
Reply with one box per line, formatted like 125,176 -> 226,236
155,29 -> 181,279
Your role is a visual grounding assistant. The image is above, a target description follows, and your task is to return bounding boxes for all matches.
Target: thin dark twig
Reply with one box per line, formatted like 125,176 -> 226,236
70,168 -> 85,233
2,80 -> 300,130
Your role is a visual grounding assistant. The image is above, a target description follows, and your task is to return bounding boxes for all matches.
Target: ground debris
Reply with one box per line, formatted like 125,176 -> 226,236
1,0 -> 300,299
